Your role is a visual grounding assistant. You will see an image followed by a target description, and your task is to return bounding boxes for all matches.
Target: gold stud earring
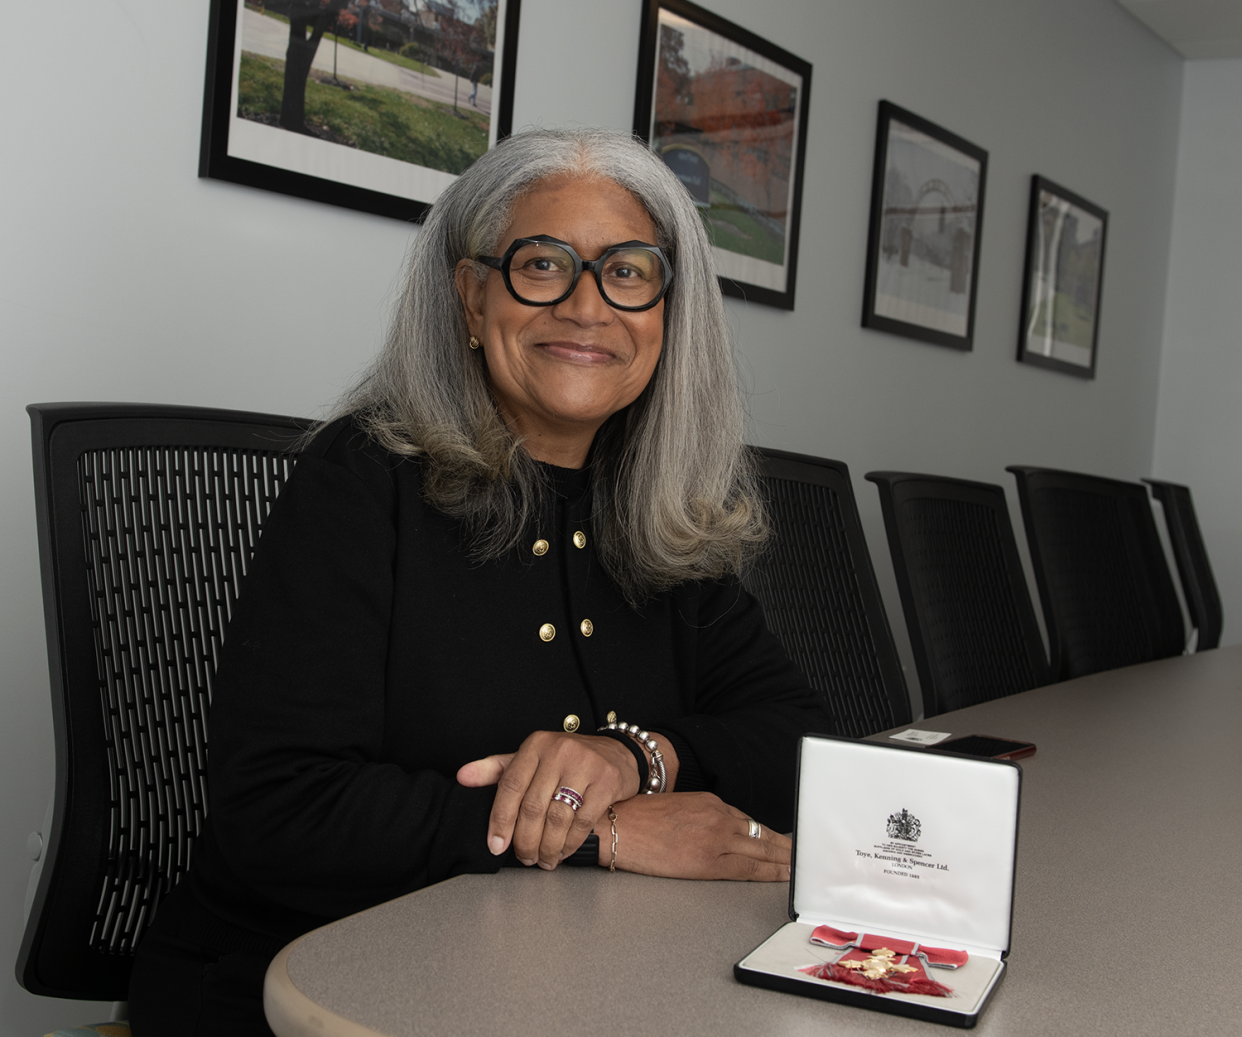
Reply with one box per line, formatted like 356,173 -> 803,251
468,335 -> 481,350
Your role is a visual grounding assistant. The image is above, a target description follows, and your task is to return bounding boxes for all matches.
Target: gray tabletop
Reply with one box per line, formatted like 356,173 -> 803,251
265,645 -> 1242,1036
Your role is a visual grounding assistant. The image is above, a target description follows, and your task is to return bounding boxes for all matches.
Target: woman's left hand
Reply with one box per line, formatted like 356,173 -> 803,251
457,731 -> 643,869
595,792 -> 791,881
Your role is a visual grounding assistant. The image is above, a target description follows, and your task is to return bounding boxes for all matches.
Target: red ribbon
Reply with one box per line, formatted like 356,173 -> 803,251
810,924 -> 969,969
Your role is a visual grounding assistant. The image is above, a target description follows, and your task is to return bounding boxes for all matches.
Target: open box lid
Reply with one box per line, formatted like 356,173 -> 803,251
789,734 -> 1022,959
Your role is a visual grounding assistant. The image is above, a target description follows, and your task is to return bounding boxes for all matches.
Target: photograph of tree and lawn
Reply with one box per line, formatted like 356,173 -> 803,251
238,0 -> 499,177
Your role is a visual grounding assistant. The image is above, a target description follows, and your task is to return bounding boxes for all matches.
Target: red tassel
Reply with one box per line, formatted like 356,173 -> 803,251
893,973 -> 954,997
799,962 -> 953,998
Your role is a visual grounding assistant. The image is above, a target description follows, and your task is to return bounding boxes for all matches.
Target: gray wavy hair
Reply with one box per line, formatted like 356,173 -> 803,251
330,127 -> 767,603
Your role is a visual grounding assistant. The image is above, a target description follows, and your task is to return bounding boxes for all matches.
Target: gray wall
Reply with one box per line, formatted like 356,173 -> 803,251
1153,58 -> 1242,648
0,0 -> 1185,1030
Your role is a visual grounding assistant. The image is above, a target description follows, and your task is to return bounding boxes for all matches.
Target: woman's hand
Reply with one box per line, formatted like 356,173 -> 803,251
596,792 -> 791,881
457,731 -> 643,869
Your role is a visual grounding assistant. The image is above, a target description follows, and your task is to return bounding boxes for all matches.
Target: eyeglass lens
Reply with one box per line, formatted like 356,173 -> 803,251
507,241 -> 665,308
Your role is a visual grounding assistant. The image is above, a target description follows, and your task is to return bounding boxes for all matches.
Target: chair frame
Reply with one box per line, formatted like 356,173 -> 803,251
19,402 -> 305,1001
1143,478 -> 1222,652
866,471 -> 1049,717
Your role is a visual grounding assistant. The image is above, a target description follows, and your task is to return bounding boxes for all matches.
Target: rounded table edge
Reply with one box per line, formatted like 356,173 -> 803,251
265,932 -> 387,1037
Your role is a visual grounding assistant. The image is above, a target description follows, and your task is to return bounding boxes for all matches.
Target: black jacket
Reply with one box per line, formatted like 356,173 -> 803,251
187,417 -> 829,940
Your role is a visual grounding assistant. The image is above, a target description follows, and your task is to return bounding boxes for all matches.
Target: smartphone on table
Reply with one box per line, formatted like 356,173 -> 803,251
935,735 -> 1036,761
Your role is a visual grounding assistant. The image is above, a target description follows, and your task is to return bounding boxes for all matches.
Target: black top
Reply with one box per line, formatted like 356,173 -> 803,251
187,417 -> 830,942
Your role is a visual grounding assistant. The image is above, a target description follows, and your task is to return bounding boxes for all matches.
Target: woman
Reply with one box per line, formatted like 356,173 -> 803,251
130,128 -> 831,1035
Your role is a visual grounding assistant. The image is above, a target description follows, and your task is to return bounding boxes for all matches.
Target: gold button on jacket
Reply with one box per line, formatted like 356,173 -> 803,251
539,623 -> 555,642
563,714 -> 580,733
580,618 -> 594,637
532,539 -> 549,556
573,531 -> 587,549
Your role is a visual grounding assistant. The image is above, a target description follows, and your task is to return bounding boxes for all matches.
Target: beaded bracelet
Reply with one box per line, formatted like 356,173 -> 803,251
597,720 -> 667,794
595,728 -> 650,792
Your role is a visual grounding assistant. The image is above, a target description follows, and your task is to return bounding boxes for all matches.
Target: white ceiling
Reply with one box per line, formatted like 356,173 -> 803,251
1115,0 -> 1242,58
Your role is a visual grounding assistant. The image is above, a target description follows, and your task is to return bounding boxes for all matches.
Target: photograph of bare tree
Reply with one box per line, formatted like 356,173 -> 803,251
1018,176 -> 1108,378
635,0 -> 812,310
200,0 -> 520,222
862,102 -> 988,351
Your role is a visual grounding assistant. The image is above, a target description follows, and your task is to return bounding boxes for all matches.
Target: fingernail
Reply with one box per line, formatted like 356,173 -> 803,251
519,857 -> 535,867
538,861 -> 555,871
489,836 -> 505,855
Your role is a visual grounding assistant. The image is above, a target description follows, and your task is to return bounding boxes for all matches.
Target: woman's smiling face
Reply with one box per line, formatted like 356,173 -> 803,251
455,174 -> 666,468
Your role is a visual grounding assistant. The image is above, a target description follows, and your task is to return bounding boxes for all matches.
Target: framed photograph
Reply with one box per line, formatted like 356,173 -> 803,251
1017,176 -> 1108,378
862,101 -> 988,351
634,0 -> 812,310
200,0 -> 521,223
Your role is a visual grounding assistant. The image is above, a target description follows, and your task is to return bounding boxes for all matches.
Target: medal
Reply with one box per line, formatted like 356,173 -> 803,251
837,947 -> 920,981
799,927 -> 964,997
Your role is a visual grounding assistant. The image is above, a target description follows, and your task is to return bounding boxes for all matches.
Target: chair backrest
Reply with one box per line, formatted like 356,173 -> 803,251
745,448 -> 910,737
1143,478 -> 1222,652
19,403 -> 306,1001
865,471 -> 1049,717
1006,466 -> 1184,681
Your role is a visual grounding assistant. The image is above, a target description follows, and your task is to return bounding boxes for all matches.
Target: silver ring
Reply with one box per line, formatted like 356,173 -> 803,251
747,819 -> 762,839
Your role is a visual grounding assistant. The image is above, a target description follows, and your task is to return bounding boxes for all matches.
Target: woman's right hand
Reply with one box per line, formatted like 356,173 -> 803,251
595,792 -> 791,881
458,730 -> 643,869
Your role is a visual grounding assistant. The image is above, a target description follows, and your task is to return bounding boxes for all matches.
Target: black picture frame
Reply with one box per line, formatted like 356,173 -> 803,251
1017,175 -> 1108,379
200,0 -> 521,223
862,101 -> 988,351
633,0 -> 812,311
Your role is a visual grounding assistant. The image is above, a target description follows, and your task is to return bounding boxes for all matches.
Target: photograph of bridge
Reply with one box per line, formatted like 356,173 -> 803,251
863,102 -> 988,351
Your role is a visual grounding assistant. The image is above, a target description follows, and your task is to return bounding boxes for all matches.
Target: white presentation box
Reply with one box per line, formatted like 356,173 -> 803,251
735,734 -> 1022,1027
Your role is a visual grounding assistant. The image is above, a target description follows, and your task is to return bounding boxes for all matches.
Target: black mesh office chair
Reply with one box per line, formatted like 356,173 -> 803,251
745,448 -> 910,737
865,472 -> 1049,717
19,403 -> 305,1006
1143,478 -> 1222,652
1006,466 -> 1184,682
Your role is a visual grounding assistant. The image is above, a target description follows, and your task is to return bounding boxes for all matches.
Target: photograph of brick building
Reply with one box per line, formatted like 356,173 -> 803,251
650,11 -> 803,281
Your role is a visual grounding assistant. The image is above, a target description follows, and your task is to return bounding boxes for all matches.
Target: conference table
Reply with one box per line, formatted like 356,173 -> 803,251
264,646 -> 1241,1036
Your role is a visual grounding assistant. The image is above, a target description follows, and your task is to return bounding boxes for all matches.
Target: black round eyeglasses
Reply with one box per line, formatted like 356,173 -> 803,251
477,235 -> 673,312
